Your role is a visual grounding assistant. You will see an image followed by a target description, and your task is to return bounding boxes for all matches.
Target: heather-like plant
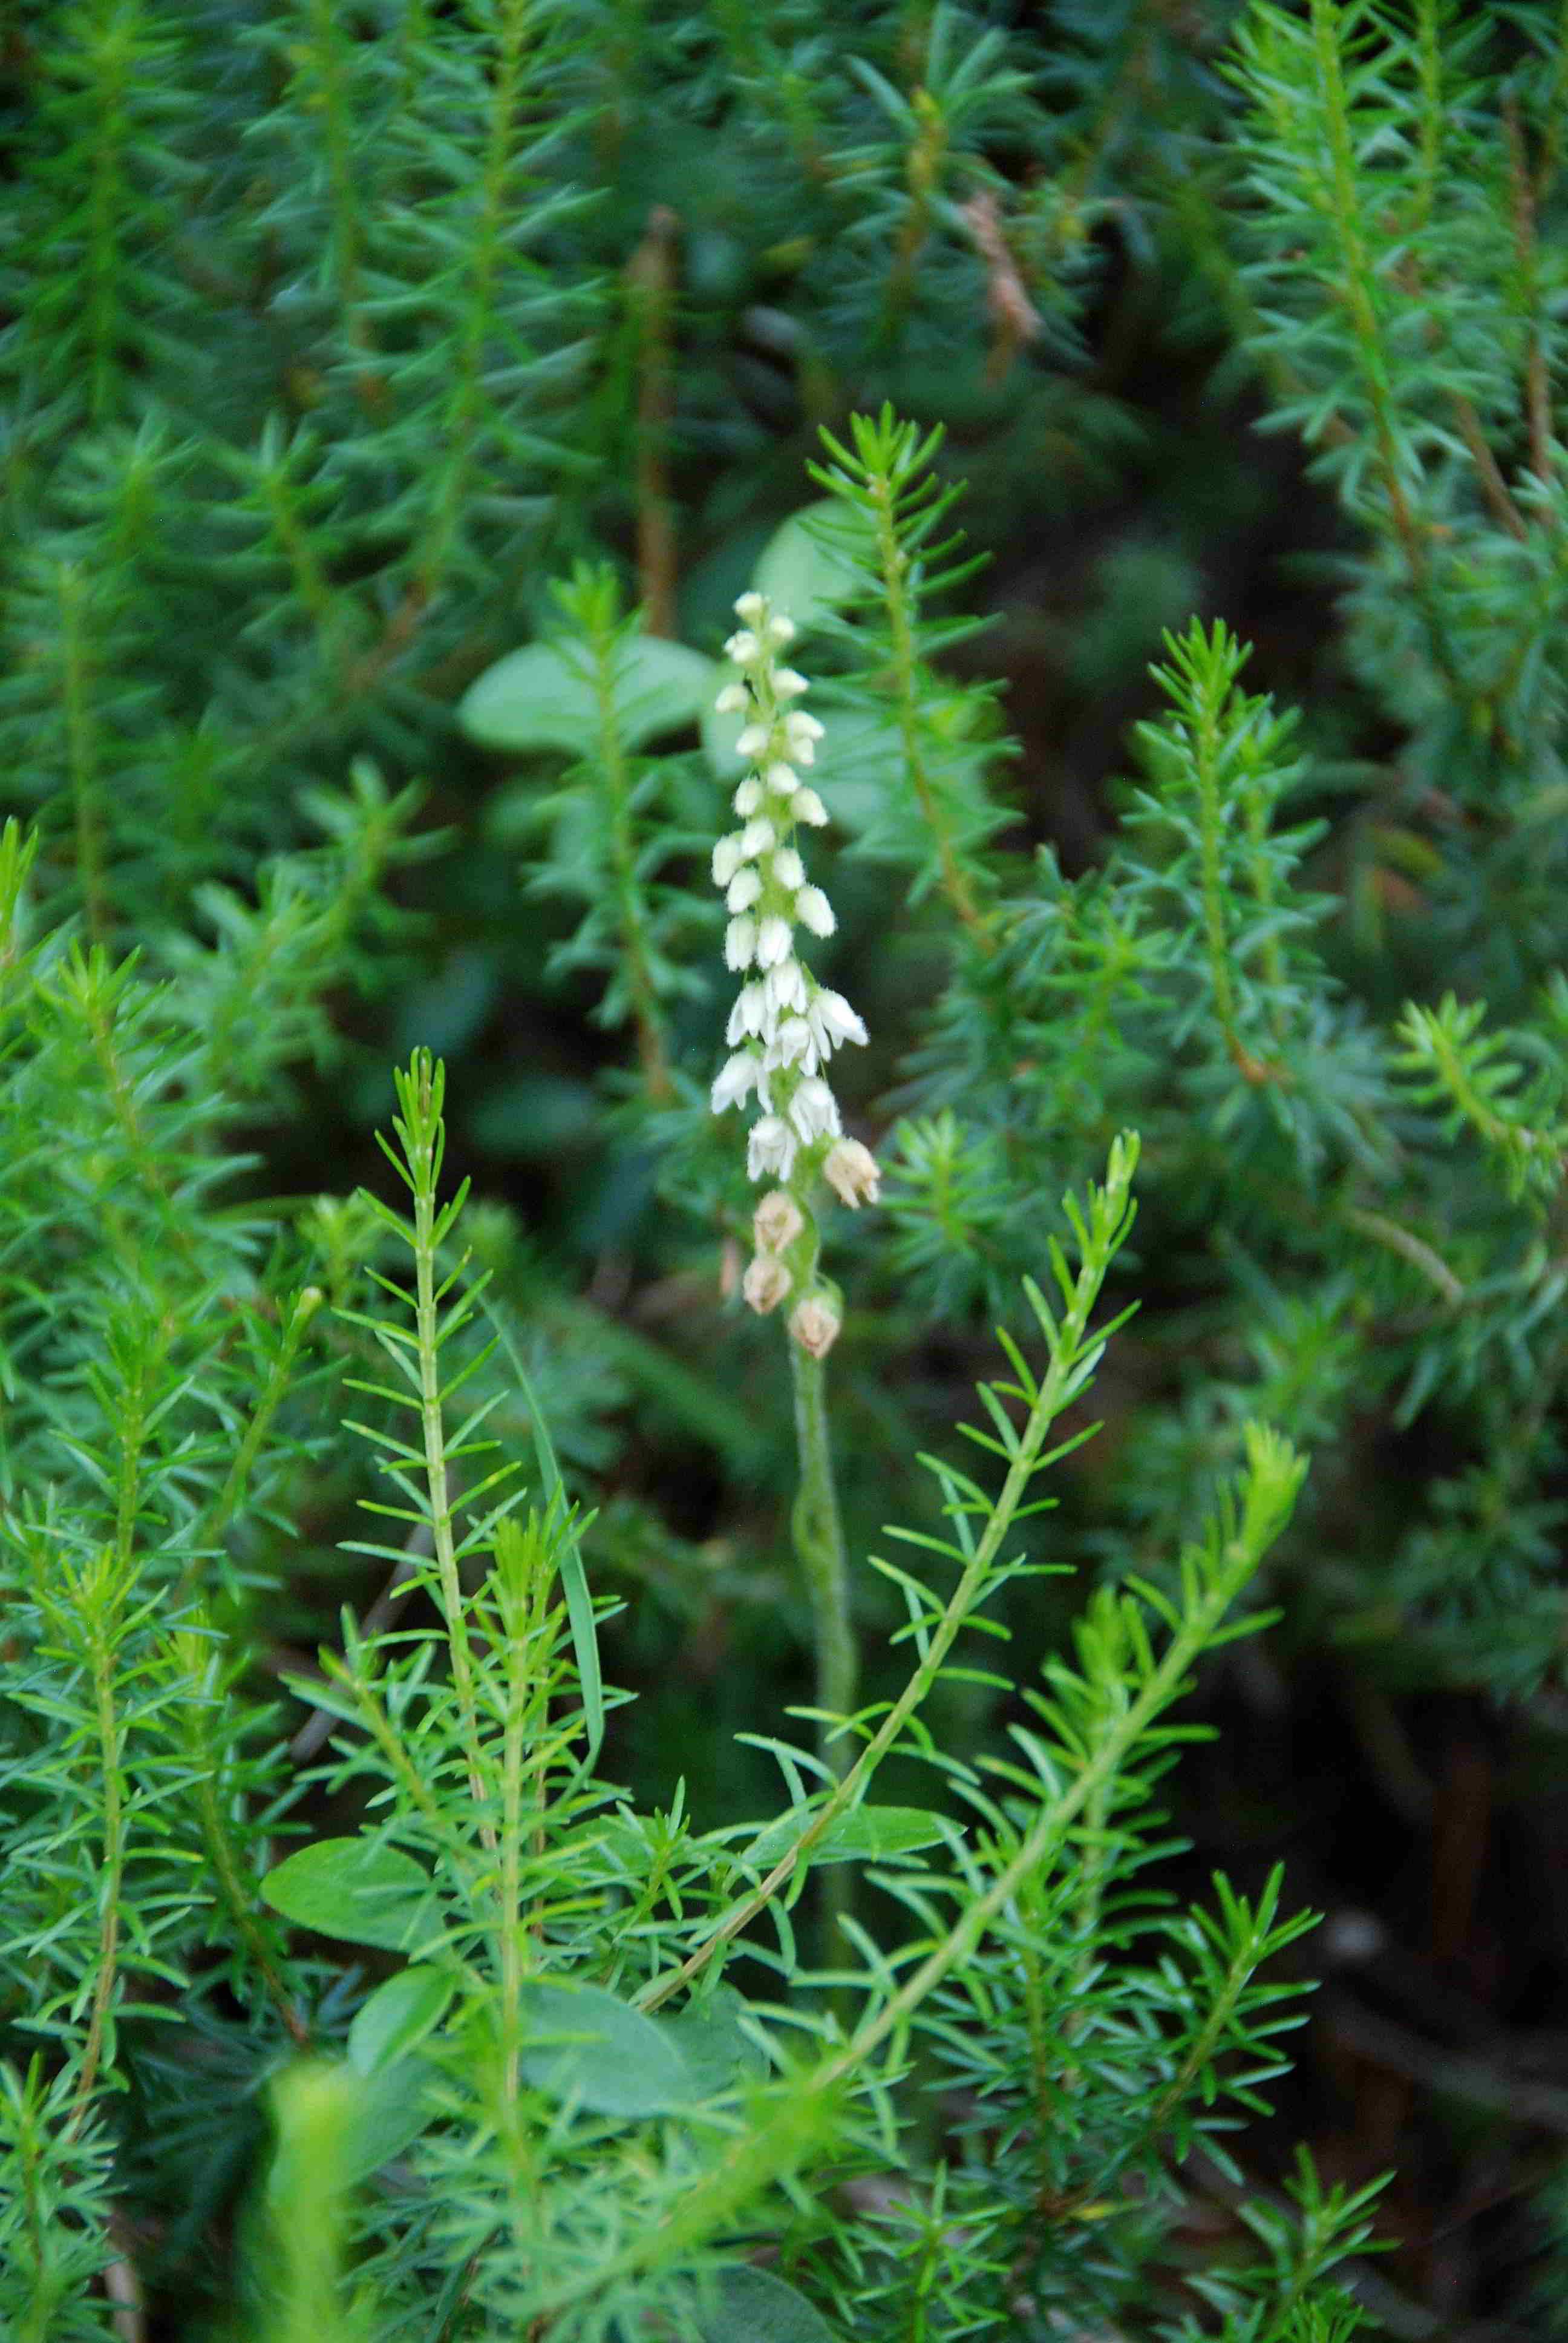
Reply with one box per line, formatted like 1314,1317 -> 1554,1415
10,0 -> 1568,2332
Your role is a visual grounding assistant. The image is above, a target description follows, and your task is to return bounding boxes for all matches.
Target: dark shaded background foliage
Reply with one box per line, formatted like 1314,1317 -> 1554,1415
8,0 -> 1568,2331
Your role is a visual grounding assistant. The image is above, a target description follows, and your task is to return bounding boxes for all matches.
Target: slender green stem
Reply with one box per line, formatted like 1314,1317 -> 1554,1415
1503,97 -> 1553,488
59,566 -> 108,943
1532,0 -> 1568,202
411,0 -> 531,596
71,1567 -> 126,2132
301,0 -> 367,341
1193,688 -> 1240,1046
789,1338 -> 856,1973
323,1645 -> 496,1942
1307,0 -> 1480,723
185,1677 -> 310,2046
1343,1204 -> 1465,1306
1191,677 -> 1270,1083
178,1288 -> 322,1605
627,205 -> 679,638
407,1076 -> 493,1849
258,450 -> 344,684
83,4 -> 132,421
498,1685 -> 526,2108
867,462 -> 988,944
1410,0 -> 1443,238
789,1342 -> 857,1768
879,90 -> 946,344
590,612 -> 671,1100
495,1526 -> 549,2109
79,974 -> 197,1269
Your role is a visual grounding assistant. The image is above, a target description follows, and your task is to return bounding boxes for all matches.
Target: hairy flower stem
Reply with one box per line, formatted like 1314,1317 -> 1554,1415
789,1343 -> 856,1764
789,1339 -> 857,1964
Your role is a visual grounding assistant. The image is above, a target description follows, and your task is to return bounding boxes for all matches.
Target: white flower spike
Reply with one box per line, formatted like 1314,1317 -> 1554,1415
709,586 -> 880,1354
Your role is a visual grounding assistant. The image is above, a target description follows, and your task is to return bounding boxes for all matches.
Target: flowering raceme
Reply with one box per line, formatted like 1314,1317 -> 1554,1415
709,592 -> 879,1352
710,594 -> 870,1191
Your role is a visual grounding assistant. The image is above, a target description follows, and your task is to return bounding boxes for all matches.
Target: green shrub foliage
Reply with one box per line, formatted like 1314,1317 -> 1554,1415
4,0 -> 1566,2332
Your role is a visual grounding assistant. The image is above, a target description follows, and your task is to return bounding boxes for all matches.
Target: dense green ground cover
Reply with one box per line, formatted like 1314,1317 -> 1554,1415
5,1 -> 1568,2334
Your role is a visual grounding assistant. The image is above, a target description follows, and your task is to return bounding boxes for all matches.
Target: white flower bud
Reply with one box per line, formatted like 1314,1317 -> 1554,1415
714,682 -> 749,715
792,787 -> 828,826
806,986 -> 867,1053
748,1115 -> 797,1181
774,669 -> 809,697
763,762 -> 798,795
735,724 -> 769,758
727,869 -> 762,914
740,818 -> 777,858
743,1253 -> 792,1313
734,777 -> 763,816
823,1137 -> 880,1207
726,983 -> 766,1045
754,1189 -> 805,1252
765,958 -> 808,1014
711,1050 -> 768,1113
757,914 -> 793,968
789,1293 -> 841,1359
733,591 -> 766,624
766,614 -> 797,646
789,1076 -> 841,1142
771,1015 -> 814,1067
772,846 -> 805,890
785,713 -> 822,763
723,629 -> 760,661
796,885 -> 835,937
725,916 -> 757,970
712,834 -> 746,886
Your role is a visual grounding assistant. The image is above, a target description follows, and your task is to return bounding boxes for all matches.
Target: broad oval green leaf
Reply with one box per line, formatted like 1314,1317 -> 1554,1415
517,1981 -> 697,2117
459,636 -> 717,755
665,1984 -> 769,2096
342,2056 -> 441,2184
262,1837 -> 436,1951
753,500 -> 866,635
347,1966 -> 454,2077
700,685 -> 751,779
695,2264 -> 841,2342
743,1804 -> 953,1871
700,696 -> 902,824
266,2054 -> 440,2195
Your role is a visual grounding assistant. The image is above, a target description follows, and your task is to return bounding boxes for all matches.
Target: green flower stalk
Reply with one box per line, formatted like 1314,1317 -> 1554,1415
710,591 -> 878,1788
